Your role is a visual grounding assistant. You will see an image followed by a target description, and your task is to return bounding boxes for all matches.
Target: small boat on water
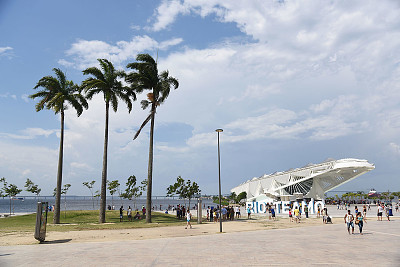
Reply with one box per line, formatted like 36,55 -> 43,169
368,189 -> 379,198
11,197 -> 24,201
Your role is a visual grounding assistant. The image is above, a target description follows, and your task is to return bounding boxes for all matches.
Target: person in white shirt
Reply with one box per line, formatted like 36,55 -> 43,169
377,204 -> 384,221
185,210 -> 192,229
235,206 -> 240,218
344,210 -> 354,235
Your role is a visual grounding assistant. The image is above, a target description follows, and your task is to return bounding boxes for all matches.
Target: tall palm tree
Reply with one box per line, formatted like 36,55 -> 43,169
29,68 -> 88,224
126,54 -> 179,223
82,59 -> 136,223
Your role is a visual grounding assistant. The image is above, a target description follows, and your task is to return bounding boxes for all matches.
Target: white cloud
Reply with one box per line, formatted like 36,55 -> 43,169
21,94 -> 30,103
70,162 -> 92,170
0,46 -> 13,56
22,169 -> 31,176
13,0 -> 400,194
389,142 -> 400,155
0,128 -> 57,140
0,141 -> 58,188
130,24 -> 141,31
0,92 -> 17,100
151,0 -> 190,31
59,35 -> 183,69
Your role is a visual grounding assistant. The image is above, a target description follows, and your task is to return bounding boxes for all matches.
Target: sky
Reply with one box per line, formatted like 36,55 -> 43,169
1,0 -> 400,196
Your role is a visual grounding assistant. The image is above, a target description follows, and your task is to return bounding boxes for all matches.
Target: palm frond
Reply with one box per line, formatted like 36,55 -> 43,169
53,68 -> 66,89
110,94 -> 119,112
82,66 -> 105,81
133,111 -> 153,140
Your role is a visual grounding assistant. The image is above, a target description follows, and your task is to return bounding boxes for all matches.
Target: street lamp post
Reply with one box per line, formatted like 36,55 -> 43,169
216,128 -> 223,233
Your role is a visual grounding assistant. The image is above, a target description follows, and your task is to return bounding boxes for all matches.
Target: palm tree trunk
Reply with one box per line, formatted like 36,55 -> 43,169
146,104 -> 156,223
99,102 -> 109,223
53,110 -> 64,224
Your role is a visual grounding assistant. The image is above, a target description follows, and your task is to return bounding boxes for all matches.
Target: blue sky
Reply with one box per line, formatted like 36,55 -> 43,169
1,0 -> 400,196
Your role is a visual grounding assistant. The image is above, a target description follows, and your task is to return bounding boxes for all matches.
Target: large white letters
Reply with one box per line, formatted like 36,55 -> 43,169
246,199 -> 324,215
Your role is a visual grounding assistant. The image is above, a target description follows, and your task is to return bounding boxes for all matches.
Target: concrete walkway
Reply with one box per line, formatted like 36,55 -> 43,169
1,219 -> 399,266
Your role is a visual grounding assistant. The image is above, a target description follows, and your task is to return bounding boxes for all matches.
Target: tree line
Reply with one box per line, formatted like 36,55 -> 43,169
326,191 -> 400,203
0,175 -> 201,218
27,53 -> 179,224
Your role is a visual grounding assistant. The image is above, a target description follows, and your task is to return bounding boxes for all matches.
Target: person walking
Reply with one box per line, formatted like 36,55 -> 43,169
344,210 -> 355,235
355,211 -> 366,235
185,209 -> 192,229
289,209 -> 293,222
385,205 -> 391,221
294,207 -> 300,223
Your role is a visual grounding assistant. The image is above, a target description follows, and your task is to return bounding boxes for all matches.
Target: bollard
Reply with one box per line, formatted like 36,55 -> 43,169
34,202 -> 48,242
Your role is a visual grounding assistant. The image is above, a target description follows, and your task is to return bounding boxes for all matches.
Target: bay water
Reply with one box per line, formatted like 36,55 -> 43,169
0,196 -> 215,214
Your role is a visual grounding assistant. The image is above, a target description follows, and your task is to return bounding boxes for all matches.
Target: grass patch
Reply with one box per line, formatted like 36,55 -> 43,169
0,210 -> 186,233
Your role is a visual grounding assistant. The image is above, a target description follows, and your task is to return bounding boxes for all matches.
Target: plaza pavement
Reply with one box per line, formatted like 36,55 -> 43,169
1,217 -> 399,266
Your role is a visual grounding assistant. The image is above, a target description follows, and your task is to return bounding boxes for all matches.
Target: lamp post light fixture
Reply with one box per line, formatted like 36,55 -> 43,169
215,128 -> 223,233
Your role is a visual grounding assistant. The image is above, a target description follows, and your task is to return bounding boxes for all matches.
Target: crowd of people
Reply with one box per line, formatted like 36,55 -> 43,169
110,200 -> 399,236
117,205 -> 146,222
342,202 -> 398,236
205,205 -> 241,222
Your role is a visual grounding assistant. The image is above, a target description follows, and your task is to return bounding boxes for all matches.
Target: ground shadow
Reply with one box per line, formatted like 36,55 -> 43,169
42,239 -> 72,244
0,253 -> 13,257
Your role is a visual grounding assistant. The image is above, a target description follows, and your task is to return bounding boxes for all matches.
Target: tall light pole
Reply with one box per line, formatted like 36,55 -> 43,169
216,128 -> 223,233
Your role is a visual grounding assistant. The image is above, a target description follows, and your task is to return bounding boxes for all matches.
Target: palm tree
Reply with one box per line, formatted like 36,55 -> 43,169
29,68 -> 88,224
82,59 -> 136,223
126,54 -> 179,223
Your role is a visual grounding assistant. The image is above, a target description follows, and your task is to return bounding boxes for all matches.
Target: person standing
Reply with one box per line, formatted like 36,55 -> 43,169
304,205 -> 309,219
344,210 -> 354,235
247,206 -> 251,219
355,211 -> 366,235
377,204 -> 384,221
235,206 -> 240,219
271,206 -> 276,221
127,206 -> 132,222
267,204 -> 272,220
221,206 -> 227,221
185,209 -> 192,229
288,209 -> 293,222
142,206 -> 146,218
322,207 -> 328,224
119,206 -> 124,222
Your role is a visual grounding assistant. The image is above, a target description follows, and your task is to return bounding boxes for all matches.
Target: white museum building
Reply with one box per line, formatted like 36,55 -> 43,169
230,158 -> 375,214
